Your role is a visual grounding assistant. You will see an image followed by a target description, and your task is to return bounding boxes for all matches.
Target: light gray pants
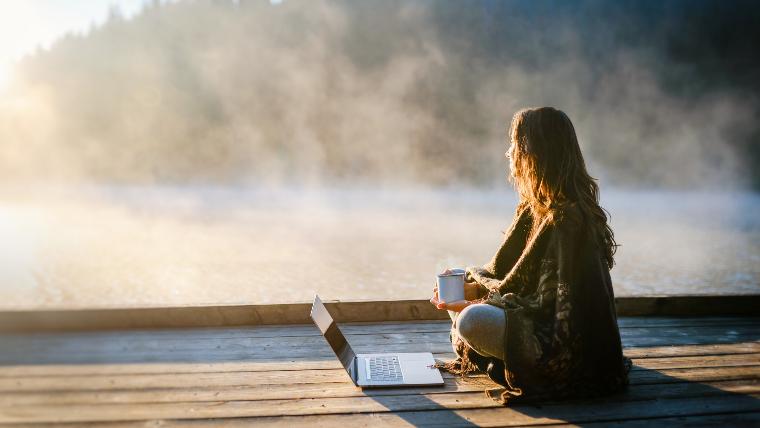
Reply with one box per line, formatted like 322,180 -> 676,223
450,304 -> 506,360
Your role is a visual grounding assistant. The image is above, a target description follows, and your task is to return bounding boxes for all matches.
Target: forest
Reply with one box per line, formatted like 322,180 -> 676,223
2,0 -> 758,188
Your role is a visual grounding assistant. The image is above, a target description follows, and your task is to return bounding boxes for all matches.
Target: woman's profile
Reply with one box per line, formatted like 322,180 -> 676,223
431,106 -> 630,404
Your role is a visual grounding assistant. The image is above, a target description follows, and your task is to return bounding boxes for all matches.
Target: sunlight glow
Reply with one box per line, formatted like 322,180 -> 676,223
0,0 -> 149,89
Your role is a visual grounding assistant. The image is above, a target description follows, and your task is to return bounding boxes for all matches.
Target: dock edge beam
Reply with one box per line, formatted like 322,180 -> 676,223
0,295 -> 758,332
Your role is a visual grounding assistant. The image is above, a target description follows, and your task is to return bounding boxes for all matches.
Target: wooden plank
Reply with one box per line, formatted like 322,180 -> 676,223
2,322 -> 757,352
616,316 -> 760,328
0,340 -> 758,424
2,316 -> 756,346
630,353 -> 760,370
0,376 -> 495,406
0,339 -> 755,367
24,412 -> 760,428
630,365 -> 760,384
1,336 -> 759,379
623,342 -> 760,359
2,316 -> 755,356
1,362 -> 758,393
1,324 -> 757,366
2,350 -> 758,389
0,330 -> 754,359
0,373 -> 756,407
1,345 -> 757,379
539,412 -> 760,427
0,317 -> 757,427
0,360 -> 345,377
622,335 -> 760,348
1,390 -> 758,424
3,343 -> 759,378
108,410 -> 760,428
0,339 -> 757,367
615,295 -> 760,317
1,296 -> 758,332
36,318 -> 740,350
0,368 -> 353,392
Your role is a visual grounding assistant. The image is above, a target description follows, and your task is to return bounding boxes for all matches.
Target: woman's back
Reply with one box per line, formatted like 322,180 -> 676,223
433,107 -> 629,404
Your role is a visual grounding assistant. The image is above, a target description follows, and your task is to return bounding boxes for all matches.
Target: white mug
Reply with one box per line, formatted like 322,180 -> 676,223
436,269 -> 465,303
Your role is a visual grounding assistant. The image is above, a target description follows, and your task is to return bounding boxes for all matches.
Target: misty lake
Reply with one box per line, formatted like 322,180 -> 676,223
0,185 -> 758,310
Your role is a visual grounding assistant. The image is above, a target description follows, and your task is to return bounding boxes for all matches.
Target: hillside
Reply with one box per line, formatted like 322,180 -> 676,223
2,0 -> 758,188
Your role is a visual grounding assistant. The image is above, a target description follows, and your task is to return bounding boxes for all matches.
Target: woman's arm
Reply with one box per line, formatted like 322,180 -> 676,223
466,206 -> 533,293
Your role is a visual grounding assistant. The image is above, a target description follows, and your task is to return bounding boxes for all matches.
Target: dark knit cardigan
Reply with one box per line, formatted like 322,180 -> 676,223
446,203 -> 631,404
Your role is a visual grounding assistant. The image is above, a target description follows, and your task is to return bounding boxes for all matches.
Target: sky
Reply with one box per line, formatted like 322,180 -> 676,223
0,0 -> 151,89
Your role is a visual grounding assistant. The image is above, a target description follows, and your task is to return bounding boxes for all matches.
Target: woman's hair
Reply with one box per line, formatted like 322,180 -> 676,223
509,106 -> 617,268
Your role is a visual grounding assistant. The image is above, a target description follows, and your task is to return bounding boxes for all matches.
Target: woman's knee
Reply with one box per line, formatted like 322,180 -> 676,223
456,304 -> 497,341
454,303 -> 506,360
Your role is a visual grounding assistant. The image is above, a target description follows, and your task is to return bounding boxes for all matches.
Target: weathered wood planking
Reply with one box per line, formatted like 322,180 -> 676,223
2,392 -> 759,425
1,378 -> 758,407
0,316 -> 758,426
20,412 -> 760,428
1,349 -> 758,379
0,319 -> 756,366
0,322 -> 757,370
2,344 -> 760,382
1,363 -> 759,395
4,316 -> 759,342
1,295 -> 758,332
1,349 -> 759,421
3,325 -> 758,356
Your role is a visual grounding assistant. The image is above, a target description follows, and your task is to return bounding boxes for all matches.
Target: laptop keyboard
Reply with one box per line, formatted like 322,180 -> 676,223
366,356 -> 403,382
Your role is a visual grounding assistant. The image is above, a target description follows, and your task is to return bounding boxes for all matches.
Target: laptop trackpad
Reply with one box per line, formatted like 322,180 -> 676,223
398,353 -> 443,384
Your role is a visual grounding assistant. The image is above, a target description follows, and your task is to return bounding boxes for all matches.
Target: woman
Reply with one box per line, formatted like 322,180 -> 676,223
430,106 -> 630,404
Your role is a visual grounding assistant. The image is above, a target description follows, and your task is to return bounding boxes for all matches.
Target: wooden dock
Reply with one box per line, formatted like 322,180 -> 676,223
0,297 -> 759,426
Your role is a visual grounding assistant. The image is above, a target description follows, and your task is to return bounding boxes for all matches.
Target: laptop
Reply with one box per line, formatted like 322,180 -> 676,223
310,295 -> 444,387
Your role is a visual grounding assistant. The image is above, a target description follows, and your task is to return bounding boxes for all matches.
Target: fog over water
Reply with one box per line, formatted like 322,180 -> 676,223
0,185 -> 757,309
0,1 -> 758,308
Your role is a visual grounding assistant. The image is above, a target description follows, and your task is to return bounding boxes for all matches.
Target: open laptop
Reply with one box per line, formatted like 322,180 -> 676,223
310,295 -> 444,387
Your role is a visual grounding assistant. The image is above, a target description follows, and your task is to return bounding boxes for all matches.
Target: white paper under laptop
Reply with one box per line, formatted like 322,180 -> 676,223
310,295 -> 444,388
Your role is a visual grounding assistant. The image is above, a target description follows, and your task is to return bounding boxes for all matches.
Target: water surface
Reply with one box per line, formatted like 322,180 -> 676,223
0,186 -> 757,309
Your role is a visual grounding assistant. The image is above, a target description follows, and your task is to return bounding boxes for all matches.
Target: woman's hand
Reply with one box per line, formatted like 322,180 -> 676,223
430,295 -> 472,313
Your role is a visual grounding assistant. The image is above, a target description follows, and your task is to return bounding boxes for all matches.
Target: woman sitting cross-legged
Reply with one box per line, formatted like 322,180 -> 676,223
431,106 -> 631,404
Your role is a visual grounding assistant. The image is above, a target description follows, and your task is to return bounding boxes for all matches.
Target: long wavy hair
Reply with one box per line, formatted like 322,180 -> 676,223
508,107 -> 617,268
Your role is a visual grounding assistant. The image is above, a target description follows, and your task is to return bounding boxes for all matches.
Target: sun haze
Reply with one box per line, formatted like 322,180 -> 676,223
0,0 -> 149,90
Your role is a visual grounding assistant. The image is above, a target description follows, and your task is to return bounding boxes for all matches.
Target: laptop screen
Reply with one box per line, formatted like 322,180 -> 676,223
310,295 -> 356,373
